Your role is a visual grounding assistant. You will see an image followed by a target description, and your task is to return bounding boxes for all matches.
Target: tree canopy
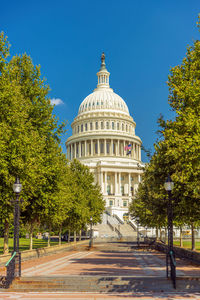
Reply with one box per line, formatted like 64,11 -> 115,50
129,16 -> 200,229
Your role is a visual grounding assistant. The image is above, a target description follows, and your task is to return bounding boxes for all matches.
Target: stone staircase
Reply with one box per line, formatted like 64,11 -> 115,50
95,212 -> 137,239
8,275 -> 200,292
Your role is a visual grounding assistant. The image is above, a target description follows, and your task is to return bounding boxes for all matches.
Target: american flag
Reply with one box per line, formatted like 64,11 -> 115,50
124,144 -> 131,155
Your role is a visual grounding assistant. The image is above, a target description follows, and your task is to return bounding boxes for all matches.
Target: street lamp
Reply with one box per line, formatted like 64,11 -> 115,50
164,175 -> 176,288
13,177 -> 22,277
89,217 -> 93,248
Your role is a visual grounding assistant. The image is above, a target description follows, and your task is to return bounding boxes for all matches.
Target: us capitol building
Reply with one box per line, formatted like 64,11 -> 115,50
66,53 -> 144,222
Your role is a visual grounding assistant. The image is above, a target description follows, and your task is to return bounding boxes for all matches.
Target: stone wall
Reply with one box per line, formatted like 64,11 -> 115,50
0,240 -> 88,267
145,238 -> 200,264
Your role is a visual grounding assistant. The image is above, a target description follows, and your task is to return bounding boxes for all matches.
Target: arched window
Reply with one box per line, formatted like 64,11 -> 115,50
85,123 -> 87,131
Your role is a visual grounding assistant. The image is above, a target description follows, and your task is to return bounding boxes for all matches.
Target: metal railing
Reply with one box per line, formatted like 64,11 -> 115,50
5,251 -> 21,288
166,250 -> 176,289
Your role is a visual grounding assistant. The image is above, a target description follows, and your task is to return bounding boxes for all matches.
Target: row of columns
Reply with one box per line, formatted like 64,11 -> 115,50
99,171 -> 141,197
67,139 -> 141,161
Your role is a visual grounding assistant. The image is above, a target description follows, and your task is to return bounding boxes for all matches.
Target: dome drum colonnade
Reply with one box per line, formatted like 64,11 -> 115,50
66,53 -> 144,220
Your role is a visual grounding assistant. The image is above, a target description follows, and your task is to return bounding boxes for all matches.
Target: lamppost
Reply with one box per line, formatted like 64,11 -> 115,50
12,177 -> 22,276
164,175 -> 176,288
89,217 -> 93,248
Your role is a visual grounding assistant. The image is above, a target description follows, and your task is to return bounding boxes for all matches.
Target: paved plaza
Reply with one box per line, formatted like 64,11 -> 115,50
0,242 -> 200,299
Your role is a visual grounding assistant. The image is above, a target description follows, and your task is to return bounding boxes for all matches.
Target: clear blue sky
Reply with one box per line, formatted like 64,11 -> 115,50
1,0 -> 199,161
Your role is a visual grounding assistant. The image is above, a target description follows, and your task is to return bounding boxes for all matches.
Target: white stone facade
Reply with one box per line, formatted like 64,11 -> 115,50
66,53 -> 144,221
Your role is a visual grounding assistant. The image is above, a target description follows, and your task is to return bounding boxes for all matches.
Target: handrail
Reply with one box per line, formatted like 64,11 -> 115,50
5,252 -> 16,267
113,214 -> 124,224
169,250 -> 176,267
5,251 -> 21,288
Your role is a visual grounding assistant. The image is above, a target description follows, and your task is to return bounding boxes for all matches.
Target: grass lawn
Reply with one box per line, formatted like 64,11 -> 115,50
174,240 -> 200,251
0,238 -> 66,255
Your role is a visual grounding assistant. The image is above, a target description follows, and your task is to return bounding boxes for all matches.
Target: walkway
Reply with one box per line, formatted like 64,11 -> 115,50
18,242 -> 200,277
0,242 -> 200,299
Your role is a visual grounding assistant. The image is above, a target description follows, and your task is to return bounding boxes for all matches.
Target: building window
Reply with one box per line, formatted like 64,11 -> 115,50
89,143 -> 91,155
101,121 -> 104,129
95,142 -> 98,154
100,142 -> 104,153
109,199 -> 113,206
112,122 -> 114,130
121,176 -> 124,181
106,142 -> 110,154
96,122 -> 98,130
78,126 -> 79,133
126,125 -> 128,132
107,185 -> 111,195
117,123 -> 119,130
121,186 -> 124,195
123,201 -> 127,207
107,175 -> 110,181
122,124 -> 124,131
113,142 -> 116,154
81,124 -> 83,132
106,122 -> 109,129
85,123 -> 87,131
90,122 -> 93,130
131,176 -> 133,181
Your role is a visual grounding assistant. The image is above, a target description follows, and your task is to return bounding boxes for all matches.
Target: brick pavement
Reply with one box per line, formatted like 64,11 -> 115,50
16,243 -> 200,277
0,242 -> 200,299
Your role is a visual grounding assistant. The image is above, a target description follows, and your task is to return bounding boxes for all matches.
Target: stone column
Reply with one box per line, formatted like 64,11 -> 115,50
115,172 -> 118,195
111,139 -> 113,156
139,145 -> 141,161
118,172 -> 121,194
97,139 -> 100,156
138,174 -> 141,183
79,142 -> 81,158
117,140 -> 119,156
105,171 -> 107,195
85,141 -> 87,157
100,171 -> 103,193
74,143 -> 77,158
91,140 -> 93,156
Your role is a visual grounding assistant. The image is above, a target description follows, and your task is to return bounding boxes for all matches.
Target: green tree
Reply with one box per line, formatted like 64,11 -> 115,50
129,17 -> 200,248
0,32 -> 66,252
65,159 -> 105,235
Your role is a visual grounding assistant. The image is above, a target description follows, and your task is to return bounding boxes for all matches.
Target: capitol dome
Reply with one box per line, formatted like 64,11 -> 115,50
66,53 -> 144,222
78,53 -> 129,116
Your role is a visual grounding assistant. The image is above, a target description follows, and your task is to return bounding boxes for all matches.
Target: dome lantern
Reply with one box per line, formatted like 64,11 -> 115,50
96,52 -> 110,89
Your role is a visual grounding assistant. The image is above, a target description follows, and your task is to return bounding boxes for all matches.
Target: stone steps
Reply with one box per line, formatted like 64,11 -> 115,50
7,276 -> 200,293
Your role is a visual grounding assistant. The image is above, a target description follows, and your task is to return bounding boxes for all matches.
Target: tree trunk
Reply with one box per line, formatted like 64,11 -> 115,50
59,225 -> 62,246
74,231 -> 76,243
164,228 -> 167,244
191,223 -> 195,251
159,227 -> 162,240
29,223 -> 33,250
179,227 -> 183,247
68,230 -> 70,243
47,226 -> 51,247
156,227 -> 158,240
3,220 -> 9,254
79,229 -> 82,241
